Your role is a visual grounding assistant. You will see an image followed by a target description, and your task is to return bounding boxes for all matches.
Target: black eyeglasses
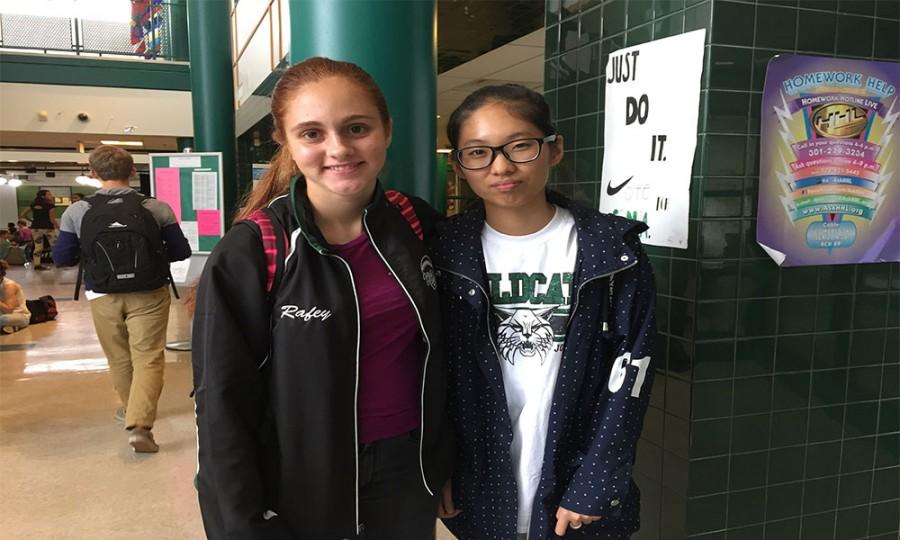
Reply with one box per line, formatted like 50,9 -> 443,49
454,134 -> 558,170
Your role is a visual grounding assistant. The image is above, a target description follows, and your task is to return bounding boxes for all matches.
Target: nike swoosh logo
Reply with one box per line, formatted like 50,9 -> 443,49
606,176 -> 634,196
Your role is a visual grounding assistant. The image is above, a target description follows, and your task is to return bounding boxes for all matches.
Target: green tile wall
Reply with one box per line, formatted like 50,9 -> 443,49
544,1 -> 899,538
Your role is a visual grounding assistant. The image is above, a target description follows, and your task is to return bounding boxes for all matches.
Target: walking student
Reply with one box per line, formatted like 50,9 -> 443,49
20,189 -> 58,269
434,84 -> 657,540
192,57 -> 453,539
52,145 -> 191,453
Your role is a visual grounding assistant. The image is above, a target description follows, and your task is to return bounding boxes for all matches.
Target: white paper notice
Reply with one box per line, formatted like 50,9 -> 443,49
170,155 -> 202,168
599,29 -> 706,248
169,258 -> 191,284
181,221 -> 199,251
192,171 -> 219,210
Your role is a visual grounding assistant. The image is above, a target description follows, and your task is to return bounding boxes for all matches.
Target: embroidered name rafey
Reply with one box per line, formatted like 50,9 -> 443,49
280,305 -> 333,321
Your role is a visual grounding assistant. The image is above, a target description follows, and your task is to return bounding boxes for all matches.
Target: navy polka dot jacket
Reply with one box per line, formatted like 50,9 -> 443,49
432,191 -> 657,540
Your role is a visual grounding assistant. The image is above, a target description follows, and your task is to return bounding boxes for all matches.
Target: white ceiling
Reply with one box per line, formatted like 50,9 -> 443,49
436,28 -> 544,148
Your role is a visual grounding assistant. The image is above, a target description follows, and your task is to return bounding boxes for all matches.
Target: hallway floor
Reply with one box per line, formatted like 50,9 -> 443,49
1,264 -> 455,539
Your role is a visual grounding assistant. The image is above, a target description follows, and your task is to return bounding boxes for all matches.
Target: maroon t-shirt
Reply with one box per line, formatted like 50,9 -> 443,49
333,233 -> 421,444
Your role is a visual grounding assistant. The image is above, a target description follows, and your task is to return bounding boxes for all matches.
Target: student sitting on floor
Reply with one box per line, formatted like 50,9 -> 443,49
0,230 -> 11,260
0,260 -> 30,334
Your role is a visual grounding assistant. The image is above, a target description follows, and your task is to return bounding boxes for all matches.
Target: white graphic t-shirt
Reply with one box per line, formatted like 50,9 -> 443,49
482,206 -> 578,535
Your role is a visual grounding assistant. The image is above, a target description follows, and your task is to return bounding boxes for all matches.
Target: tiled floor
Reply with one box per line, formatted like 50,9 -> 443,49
1,264 -> 455,539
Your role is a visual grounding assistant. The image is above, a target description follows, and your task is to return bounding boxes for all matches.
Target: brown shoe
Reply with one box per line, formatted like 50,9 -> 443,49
128,427 -> 159,453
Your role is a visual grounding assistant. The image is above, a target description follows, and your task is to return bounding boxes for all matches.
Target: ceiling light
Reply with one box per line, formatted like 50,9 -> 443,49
437,149 -> 453,154
8,178 -> 23,187
100,140 -> 144,147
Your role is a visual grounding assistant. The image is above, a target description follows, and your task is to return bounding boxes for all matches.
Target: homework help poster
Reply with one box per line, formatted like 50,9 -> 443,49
757,55 -> 899,266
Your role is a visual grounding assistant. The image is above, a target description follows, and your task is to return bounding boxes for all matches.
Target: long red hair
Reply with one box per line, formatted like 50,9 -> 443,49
234,57 -> 391,223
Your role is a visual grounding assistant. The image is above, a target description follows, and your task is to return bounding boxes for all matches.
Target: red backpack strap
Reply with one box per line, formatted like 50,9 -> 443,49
384,189 -> 423,240
244,209 -> 287,294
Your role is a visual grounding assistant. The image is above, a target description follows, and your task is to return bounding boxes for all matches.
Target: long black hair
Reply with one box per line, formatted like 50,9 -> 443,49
446,84 -> 556,148
33,189 -> 51,204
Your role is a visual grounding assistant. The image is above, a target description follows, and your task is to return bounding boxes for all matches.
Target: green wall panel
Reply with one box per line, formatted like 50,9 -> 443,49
0,53 -> 191,91
545,1 -> 900,539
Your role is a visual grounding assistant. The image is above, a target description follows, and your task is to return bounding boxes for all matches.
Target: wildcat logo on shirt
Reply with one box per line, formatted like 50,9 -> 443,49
488,272 -> 573,366
495,306 -> 557,365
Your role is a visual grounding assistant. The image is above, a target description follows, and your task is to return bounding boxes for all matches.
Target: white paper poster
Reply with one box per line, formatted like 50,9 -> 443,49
192,171 -> 219,210
599,29 -> 706,248
181,221 -> 199,251
169,155 -> 202,168
169,258 -> 191,284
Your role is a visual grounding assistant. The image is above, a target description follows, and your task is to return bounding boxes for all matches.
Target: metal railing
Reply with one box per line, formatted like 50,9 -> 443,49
0,1 -> 187,61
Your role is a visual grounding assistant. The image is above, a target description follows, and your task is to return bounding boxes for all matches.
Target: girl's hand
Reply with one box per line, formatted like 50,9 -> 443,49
554,506 -> 601,536
437,479 -> 461,518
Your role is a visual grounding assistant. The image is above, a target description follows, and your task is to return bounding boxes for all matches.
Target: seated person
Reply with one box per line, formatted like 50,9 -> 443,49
0,260 -> 30,334
0,230 -> 11,260
15,220 -> 34,261
15,220 -> 33,244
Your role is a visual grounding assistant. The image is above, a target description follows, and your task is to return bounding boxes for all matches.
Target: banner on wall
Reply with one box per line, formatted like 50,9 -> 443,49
599,29 -> 706,249
758,55 -> 899,266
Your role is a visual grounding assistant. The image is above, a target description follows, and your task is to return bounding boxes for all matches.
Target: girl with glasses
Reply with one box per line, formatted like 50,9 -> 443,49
434,84 -> 657,540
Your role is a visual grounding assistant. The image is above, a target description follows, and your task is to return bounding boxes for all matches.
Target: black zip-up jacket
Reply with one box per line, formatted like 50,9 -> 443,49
192,179 -> 453,539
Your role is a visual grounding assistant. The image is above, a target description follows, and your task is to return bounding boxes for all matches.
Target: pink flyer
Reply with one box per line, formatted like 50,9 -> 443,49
196,210 -> 221,236
155,168 -> 182,221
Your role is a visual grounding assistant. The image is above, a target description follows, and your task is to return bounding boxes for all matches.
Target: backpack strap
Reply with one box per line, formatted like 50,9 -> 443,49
74,261 -> 84,301
244,208 -> 288,296
384,189 -> 423,240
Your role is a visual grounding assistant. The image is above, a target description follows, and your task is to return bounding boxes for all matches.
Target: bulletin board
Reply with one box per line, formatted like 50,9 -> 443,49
149,152 -> 224,254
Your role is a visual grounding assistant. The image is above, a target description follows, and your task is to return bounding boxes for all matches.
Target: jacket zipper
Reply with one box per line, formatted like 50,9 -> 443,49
362,210 -> 434,496
435,267 -> 504,367
565,260 -> 638,330
324,252 -> 363,536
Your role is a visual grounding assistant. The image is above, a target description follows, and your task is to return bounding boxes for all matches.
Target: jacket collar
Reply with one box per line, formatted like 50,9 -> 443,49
434,189 -> 647,287
288,176 -> 390,254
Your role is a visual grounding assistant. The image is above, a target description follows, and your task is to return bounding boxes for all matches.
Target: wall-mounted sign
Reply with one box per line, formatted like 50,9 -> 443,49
599,29 -> 706,249
149,152 -> 224,254
758,55 -> 899,266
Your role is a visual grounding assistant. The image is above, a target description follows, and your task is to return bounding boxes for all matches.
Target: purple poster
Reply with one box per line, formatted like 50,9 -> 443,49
758,54 -> 899,266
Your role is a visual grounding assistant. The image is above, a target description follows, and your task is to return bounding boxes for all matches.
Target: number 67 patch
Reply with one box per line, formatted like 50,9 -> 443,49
607,352 -> 651,397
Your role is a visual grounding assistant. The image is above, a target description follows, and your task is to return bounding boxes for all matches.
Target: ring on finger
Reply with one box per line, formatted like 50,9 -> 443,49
570,521 -> 583,529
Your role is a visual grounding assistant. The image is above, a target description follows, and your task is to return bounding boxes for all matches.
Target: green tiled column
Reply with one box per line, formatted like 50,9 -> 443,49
545,1 -> 900,539
186,0 -> 237,221
289,0 -> 439,205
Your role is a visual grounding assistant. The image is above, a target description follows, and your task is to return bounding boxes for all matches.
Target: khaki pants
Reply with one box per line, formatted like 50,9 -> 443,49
32,228 -> 57,266
90,286 -> 171,429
